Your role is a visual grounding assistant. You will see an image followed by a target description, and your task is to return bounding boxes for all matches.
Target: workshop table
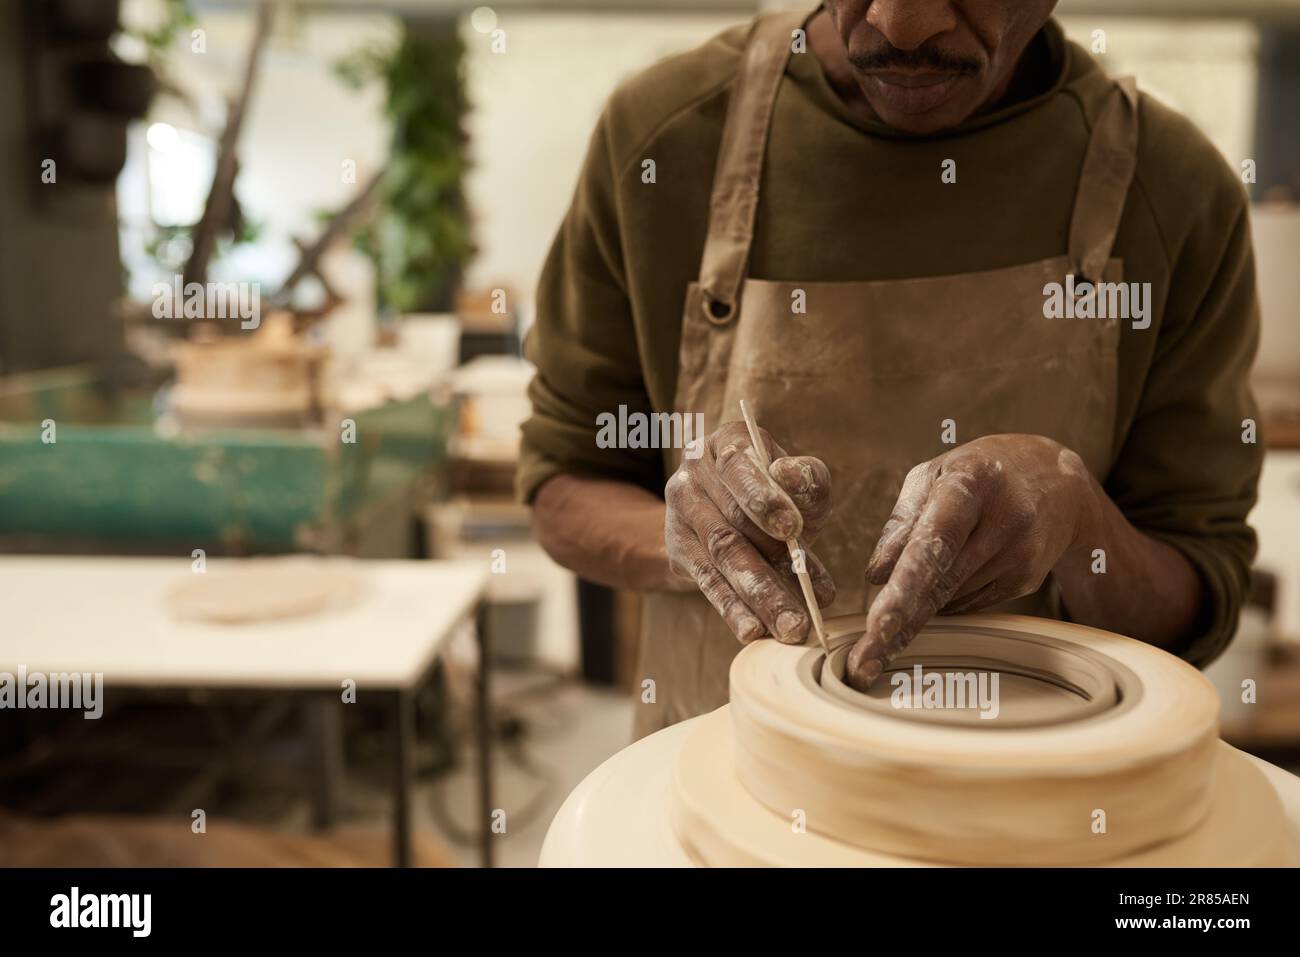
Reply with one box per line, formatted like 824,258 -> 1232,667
0,556 -> 493,867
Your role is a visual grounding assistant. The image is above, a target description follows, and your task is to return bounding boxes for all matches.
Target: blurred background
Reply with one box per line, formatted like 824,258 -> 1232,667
0,0 -> 1298,868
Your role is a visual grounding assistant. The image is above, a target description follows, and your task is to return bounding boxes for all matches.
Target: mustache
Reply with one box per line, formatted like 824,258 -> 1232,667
848,46 -> 982,76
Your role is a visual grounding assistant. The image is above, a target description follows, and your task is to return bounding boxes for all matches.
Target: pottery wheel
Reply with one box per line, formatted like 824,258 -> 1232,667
670,613 -> 1287,867
165,558 -> 365,624
670,707 -> 1289,868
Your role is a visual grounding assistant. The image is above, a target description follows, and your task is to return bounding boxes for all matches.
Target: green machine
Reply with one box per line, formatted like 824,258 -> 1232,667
0,367 -> 451,556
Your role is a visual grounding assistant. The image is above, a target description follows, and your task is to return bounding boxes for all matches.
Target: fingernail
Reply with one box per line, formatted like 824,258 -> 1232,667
770,509 -> 798,539
775,610 -> 805,643
772,459 -> 804,493
857,658 -> 884,687
737,616 -> 764,644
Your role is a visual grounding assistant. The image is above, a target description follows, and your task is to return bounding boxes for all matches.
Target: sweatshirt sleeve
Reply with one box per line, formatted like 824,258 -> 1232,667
1104,180 -> 1263,668
516,108 -> 661,504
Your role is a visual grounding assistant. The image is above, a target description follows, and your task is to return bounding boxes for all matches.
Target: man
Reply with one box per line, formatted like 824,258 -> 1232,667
519,1 -> 1261,737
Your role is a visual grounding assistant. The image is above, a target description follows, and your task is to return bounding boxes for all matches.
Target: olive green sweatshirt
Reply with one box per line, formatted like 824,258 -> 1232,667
518,15 -> 1263,667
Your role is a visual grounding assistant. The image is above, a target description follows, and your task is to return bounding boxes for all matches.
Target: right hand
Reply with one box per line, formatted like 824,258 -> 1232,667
664,420 -> 835,644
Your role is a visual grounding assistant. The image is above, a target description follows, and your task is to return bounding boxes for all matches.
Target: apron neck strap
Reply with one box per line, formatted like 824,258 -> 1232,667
698,8 -> 809,324
1067,76 -> 1139,282
698,18 -> 1140,312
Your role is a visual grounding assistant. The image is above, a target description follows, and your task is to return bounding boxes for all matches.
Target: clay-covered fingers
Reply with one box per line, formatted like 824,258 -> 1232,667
768,455 -> 833,542
772,545 -> 836,609
708,422 -> 804,541
664,468 -> 815,645
847,470 -> 988,691
664,419 -> 838,646
705,421 -> 833,546
850,435 -> 1098,691
938,533 -> 1048,615
865,461 -> 937,585
696,450 -> 836,612
664,506 -> 764,644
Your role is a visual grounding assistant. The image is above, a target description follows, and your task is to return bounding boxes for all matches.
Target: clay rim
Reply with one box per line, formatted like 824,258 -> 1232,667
728,613 -> 1218,771
808,626 -> 1145,730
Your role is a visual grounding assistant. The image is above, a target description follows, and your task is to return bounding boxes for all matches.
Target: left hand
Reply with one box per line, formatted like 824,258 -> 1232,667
846,434 -> 1100,691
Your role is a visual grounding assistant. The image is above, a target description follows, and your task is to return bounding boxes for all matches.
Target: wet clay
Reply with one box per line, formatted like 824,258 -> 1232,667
669,613 -> 1290,867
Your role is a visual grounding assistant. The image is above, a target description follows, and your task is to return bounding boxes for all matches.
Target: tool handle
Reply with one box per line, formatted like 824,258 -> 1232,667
738,400 -> 830,653
739,399 -> 774,471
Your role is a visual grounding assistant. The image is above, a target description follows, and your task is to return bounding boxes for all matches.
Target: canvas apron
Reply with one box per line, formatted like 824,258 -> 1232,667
634,8 -> 1138,739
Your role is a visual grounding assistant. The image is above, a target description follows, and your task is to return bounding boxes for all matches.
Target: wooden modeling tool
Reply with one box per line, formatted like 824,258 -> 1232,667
738,399 -> 830,656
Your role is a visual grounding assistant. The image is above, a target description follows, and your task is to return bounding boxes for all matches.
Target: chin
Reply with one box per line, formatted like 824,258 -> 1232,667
868,106 -> 966,135
860,78 -> 986,135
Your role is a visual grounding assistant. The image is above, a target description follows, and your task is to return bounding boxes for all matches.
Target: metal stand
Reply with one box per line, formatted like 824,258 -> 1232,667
391,689 -> 415,868
390,598 -> 494,868
305,694 -> 345,830
475,600 -> 494,868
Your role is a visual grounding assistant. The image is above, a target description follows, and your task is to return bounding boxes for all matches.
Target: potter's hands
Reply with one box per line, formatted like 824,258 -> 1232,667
846,434 -> 1100,691
665,420 -> 835,644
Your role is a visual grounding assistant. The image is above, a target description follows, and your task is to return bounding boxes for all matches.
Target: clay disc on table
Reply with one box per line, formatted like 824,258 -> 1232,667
166,558 -> 365,624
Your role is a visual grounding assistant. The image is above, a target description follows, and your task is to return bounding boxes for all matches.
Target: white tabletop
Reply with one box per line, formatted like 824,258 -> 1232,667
0,556 -> 489,691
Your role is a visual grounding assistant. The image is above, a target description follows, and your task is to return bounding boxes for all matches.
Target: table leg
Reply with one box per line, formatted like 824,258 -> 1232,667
475,600 -> 495,868
391,689 -> 415,868
304,694 -> 344,830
